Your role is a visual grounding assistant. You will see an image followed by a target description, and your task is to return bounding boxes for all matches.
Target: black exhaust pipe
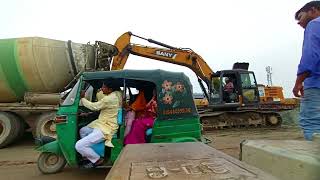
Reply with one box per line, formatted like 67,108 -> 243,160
35,136 -> 56,146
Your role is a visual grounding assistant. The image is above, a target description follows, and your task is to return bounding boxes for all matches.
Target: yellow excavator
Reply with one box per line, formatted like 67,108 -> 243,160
111,32 -> 284,129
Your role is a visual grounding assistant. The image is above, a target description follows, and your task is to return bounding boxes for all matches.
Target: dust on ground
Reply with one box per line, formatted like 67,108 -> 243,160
204,107 -> 303,158
205,126 -> 303,158
0,133 -> 109,180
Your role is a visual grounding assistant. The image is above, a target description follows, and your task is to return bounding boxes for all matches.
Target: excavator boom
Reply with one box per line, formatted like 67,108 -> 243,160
112,32 -> 214,86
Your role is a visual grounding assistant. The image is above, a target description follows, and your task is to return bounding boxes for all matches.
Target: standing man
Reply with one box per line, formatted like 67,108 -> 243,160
75,81 -> 122,167
293,1 -> 320,140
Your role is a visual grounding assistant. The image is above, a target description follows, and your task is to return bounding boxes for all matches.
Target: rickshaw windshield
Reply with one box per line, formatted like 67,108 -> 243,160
62,80 -> 80,106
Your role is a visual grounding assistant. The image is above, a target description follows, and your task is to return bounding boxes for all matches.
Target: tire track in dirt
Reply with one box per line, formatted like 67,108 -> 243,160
0,160 -> 36,167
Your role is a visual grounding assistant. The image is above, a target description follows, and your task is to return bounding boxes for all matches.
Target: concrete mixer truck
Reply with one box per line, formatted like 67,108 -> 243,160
0,37 -> 117,148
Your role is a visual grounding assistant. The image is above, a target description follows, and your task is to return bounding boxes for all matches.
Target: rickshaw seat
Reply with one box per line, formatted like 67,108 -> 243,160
92,108 -> 123,156
113,108 -> 123,138
91,142 -> 105,157
146,128 -> 152,136
117,108 -> 123,125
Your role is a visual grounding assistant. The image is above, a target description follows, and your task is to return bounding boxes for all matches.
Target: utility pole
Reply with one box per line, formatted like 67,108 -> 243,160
266,66 -> 273,86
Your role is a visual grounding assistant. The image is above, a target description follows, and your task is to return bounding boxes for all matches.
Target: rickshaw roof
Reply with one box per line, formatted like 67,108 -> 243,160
83,69 -> 198,120
82,69 -> 191,85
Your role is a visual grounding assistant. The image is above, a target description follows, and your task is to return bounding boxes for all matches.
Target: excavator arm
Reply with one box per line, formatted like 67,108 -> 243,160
111,32 -> 214,87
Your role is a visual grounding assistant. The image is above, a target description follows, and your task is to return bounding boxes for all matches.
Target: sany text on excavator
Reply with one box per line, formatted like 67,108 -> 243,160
111,32 -> 284,129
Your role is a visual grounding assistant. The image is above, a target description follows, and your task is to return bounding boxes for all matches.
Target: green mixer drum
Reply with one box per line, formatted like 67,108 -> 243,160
0,37 -> 94,102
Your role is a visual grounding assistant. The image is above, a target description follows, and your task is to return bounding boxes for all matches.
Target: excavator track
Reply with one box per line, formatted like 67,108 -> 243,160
199,110 -> 282,130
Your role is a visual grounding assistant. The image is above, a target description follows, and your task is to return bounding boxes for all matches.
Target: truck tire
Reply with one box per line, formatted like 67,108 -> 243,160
10,114 -> 25,140
0,112 -> 19,148
35,112 -> 57,139
37,152 -> 66,174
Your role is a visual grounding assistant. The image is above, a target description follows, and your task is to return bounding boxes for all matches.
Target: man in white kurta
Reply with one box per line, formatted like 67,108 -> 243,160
75,84 -> 121,166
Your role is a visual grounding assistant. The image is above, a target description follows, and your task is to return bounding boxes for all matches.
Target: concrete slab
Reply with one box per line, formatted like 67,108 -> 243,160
106,142 -> 277,180
241,140 -> 320,180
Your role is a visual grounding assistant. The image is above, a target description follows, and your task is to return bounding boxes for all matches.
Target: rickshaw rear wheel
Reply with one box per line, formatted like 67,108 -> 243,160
37,152 -> 66,174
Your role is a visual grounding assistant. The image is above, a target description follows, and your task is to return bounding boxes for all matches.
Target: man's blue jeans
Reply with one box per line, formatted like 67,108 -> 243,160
299,88 -> 320,140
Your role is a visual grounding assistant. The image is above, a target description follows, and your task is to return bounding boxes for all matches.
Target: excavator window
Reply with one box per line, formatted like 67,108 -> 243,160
240,73 -> 259,103
240,73 -> 256,88
210,77 -> 221,103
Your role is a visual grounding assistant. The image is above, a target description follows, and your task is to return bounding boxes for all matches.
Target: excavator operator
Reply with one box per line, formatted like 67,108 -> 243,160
223,77 -> 235,103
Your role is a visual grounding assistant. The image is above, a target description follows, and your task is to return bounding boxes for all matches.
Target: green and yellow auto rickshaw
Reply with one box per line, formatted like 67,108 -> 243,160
36,69 -> 204,174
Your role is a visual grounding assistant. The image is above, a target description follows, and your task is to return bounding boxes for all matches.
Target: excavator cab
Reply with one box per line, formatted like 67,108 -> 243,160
209,70 -> 260,110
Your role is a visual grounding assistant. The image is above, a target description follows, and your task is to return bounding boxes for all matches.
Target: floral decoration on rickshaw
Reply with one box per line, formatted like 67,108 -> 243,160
175,82 -> 185,92
163,93 -> 173,105
160,80 -> 187,108
162,80 -> 172,91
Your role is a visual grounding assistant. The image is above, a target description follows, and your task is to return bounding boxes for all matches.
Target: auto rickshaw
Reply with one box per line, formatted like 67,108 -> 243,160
36,69 -> 203,174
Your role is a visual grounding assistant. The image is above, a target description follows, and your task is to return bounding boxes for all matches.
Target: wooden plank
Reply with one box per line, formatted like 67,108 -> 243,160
241,140 -> 320,180
106,142 -> 277,180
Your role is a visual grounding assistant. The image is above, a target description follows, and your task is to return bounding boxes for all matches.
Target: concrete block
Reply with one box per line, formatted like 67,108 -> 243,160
241,140 -> 320,180
107,142 -> 278,180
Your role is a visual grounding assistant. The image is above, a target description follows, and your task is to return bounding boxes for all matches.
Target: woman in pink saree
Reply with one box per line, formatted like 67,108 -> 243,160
123,90 -> 147,137
124,94 -> 157,145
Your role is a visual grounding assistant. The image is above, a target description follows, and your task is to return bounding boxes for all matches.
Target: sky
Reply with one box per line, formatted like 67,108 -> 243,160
0,0 -> 312,97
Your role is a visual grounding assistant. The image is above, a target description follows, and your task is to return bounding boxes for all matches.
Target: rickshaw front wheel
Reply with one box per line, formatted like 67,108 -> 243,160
37,152 -> 66,174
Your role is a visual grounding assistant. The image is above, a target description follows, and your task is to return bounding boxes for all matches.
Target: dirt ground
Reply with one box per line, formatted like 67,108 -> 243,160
204,126 -> 304,159
0,127 -> 304,180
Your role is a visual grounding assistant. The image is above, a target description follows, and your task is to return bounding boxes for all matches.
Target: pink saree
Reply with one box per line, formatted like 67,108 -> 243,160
124,115 -> 155,144
124,97 -> 157,145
